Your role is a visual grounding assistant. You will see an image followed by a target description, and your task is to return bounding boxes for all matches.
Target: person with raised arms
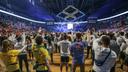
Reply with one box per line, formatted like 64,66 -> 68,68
0,39 -> 27,72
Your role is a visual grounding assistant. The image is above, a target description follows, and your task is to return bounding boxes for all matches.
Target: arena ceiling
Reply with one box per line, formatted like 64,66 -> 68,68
0,0 -> 128,22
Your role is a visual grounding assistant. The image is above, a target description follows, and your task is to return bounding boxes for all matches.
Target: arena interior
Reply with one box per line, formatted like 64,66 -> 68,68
0,0 -> 128,72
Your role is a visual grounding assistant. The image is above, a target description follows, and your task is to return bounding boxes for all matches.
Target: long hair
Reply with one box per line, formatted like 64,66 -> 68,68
2,40 -> 11,53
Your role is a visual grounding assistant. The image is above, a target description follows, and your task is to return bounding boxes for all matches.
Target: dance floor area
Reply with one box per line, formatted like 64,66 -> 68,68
23,51 -> 123,72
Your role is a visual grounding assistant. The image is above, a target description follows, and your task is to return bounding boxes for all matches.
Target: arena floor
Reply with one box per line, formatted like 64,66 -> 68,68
22,53 -> 123,72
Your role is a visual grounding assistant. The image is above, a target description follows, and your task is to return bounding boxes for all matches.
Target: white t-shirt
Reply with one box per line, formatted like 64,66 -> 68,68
93,39 -> 117,72
92,38 -> 100,50
8,33 -> 16,42
87,35 -> 95,46
120,39 -> 128,54
93,48 -> 117,72
15,42 -> 23,49
58,40 -> 71,56
116,36 -> 125,46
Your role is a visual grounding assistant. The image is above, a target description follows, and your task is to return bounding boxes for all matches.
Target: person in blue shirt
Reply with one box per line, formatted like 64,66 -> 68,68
70,33 -> 87,72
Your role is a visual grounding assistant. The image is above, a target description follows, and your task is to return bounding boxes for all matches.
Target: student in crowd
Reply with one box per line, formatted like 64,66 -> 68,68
0,39 -> 27,72
0,32 -> 8,48
58,34 -> 71,72
32,36 -> 52,72
15,34 -> 30,72
123,33 -> 128,72
92,35 -> 117,72
44,33 -> 54,63
86,30 -> 95,58
120,33 -> 128,71
118,32 -> 126,69
109,32 -> 120,72
26,36 -> 33,60
70,33 -> 87,72
54,33 -> 60,53
67,32 -> 73,42
124,48 -> 128,72
108,32 -> 120,56
117,32 -> 125,46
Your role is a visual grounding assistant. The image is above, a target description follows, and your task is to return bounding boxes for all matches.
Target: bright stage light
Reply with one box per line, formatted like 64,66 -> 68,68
67,23 -> 73,29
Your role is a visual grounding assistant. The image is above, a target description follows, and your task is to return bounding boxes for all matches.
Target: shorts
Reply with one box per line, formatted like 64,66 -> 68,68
124,54 -> 128,66
61,56 -> 69,63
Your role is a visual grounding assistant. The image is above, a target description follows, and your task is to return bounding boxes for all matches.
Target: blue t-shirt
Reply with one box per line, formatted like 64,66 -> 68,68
70,41 -> 87,64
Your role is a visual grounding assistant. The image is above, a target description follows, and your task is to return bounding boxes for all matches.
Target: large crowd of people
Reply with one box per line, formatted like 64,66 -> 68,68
0,22 -> 128,72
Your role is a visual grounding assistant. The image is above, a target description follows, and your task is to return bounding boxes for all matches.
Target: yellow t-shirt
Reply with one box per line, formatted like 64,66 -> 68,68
0,50 -> 20,72
32,44 -> 50,71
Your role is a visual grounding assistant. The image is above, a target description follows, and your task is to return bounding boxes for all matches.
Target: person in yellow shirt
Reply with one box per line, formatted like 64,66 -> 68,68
32,36 -> 51,72
0,39 -> 27,72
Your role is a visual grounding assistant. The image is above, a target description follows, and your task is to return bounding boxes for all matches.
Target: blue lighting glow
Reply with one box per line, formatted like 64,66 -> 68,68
0,9 -> 128,24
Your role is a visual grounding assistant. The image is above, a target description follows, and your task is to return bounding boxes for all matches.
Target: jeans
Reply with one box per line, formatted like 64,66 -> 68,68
87,46 -> 92,58
55,43 -> 60,53
18,53 -> 29,72
72,63 -> 85,72
47,48 -> 53,63
92,50 -> 95,65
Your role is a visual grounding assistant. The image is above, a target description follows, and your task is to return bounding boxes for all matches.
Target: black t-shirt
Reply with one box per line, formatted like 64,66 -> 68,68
0,36 -> 7,46
45,35 -> 52,45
